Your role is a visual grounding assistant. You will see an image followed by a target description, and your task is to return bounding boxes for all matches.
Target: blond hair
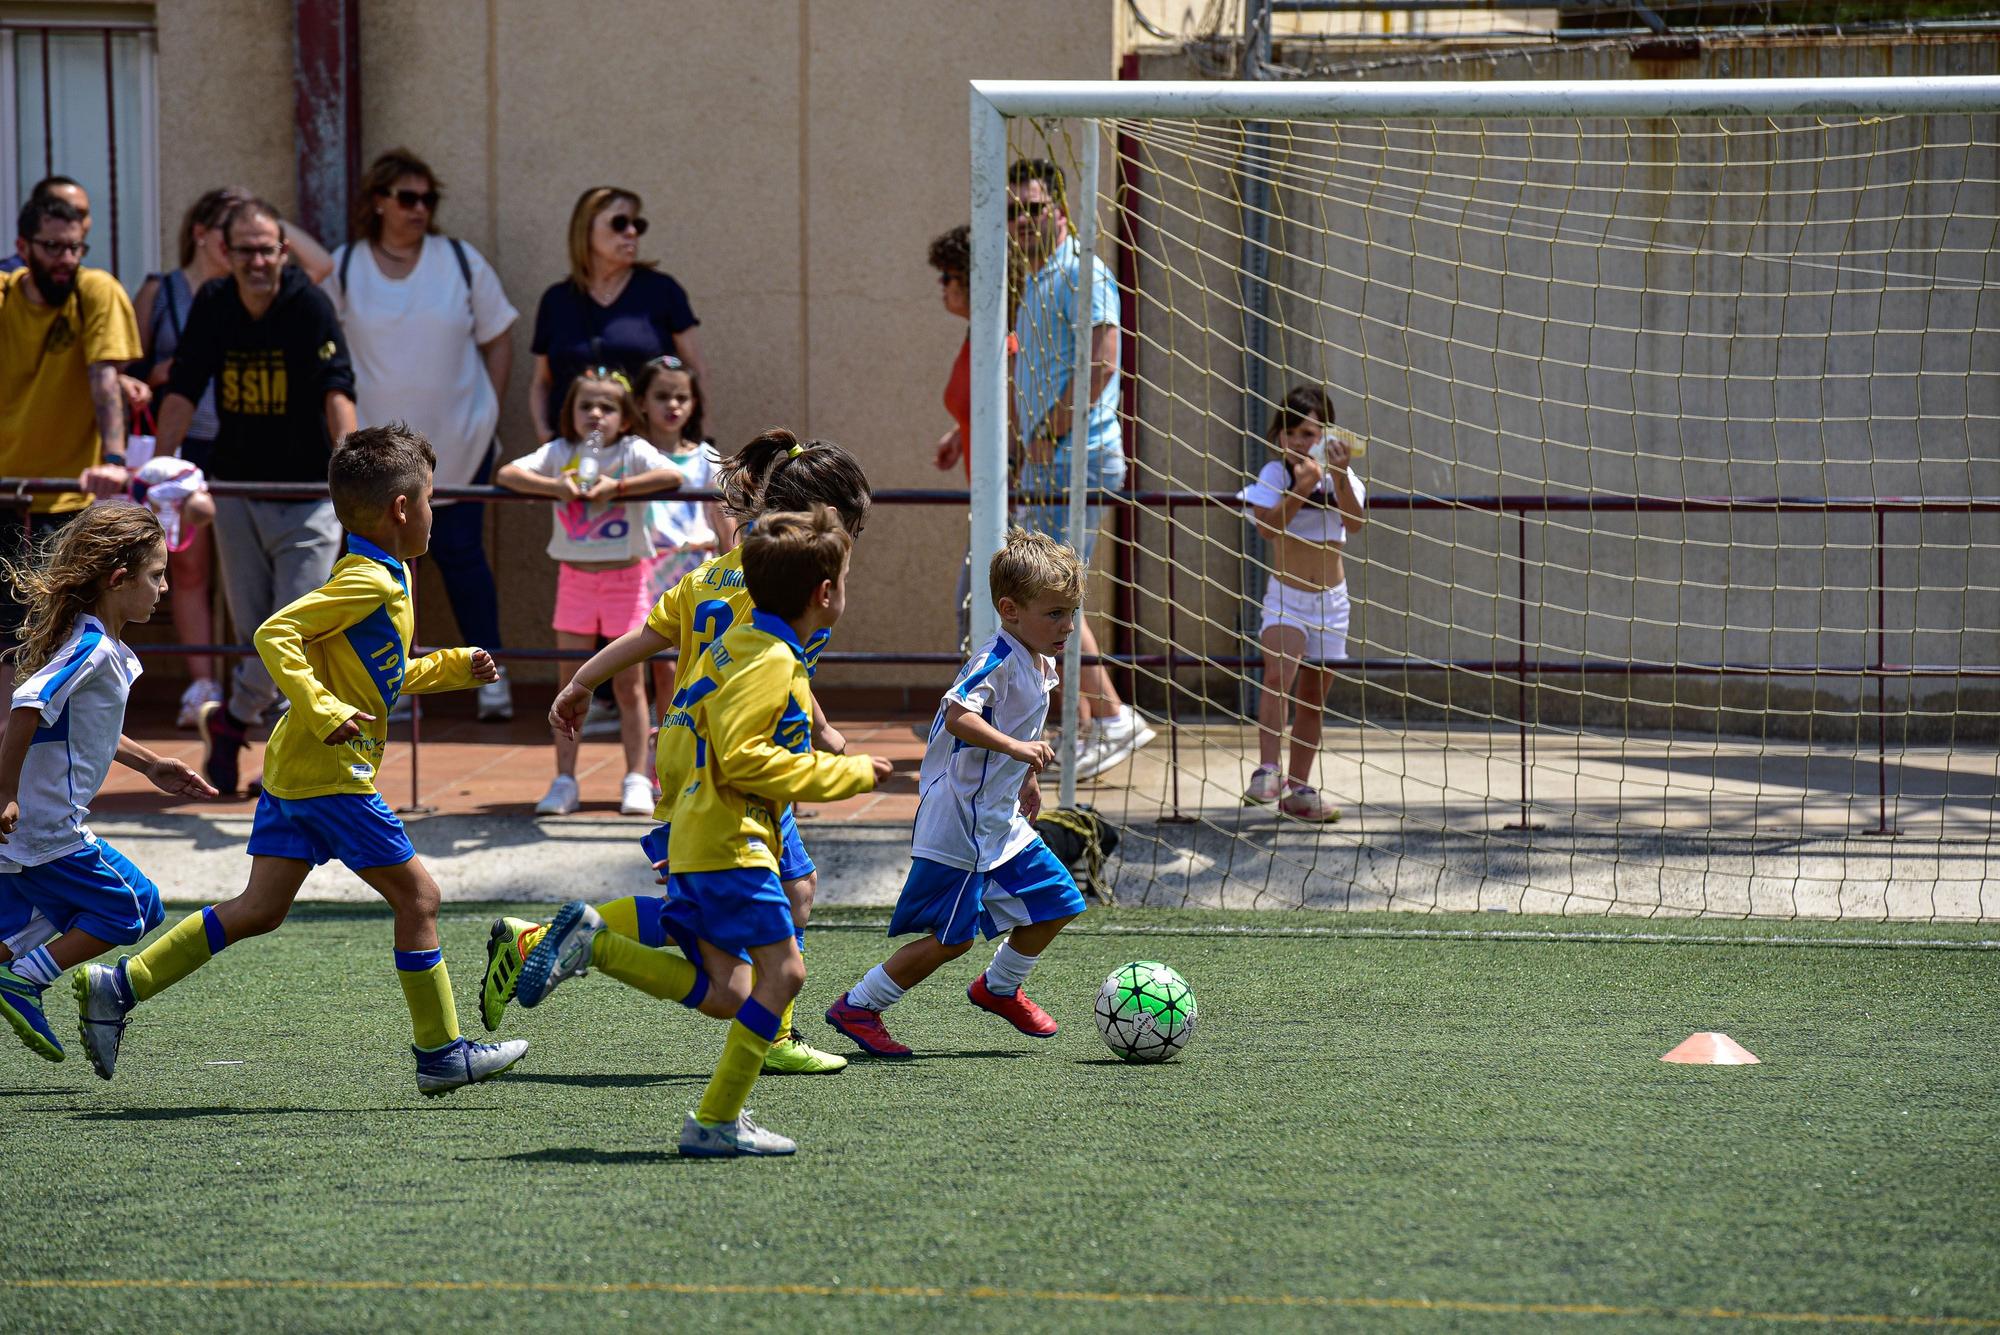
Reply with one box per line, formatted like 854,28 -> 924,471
991,526 -> 1082,608
741,505 -> 852,621
564,185 -> 653,290
3,505 -> 164,674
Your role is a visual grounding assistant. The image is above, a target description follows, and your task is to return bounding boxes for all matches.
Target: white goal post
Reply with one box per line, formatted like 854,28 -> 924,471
964,75 -> 2000,918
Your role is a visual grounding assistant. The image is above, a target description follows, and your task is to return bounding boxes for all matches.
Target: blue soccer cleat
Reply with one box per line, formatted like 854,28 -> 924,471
515,901 -> 602,1009
0,963 -> 64,1062
414,1036 -> 529,1097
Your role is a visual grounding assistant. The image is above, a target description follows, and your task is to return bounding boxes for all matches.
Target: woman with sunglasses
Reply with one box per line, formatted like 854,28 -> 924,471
324,148 -> 521,722
529,187 -> 710,450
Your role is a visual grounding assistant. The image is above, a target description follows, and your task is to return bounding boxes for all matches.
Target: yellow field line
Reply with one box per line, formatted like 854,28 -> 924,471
5,1278 -> 1995,1326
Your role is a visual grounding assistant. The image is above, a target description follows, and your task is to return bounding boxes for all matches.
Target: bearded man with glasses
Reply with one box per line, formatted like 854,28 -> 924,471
150,198 -> 358,795
0,192 -> 143,693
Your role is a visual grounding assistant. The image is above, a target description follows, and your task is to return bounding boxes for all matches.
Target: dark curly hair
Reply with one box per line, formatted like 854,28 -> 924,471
928,224 -> 970,281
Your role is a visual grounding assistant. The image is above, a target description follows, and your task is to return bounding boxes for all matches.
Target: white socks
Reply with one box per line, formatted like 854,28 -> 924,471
982,941 -> 1038,997
847,964 -> 906,1012
11,946 -> 60,987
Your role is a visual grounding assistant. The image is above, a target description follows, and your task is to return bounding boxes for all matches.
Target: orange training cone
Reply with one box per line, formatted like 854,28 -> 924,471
1660,1032 -> 1760,1065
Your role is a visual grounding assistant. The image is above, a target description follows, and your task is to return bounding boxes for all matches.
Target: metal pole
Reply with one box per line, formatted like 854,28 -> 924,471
967,86 -> 1009,649
1504,510 -> 1542,831
1237,0 -> 1277,724
1059,126 -> 1101,812
1868,506 -> 1902,837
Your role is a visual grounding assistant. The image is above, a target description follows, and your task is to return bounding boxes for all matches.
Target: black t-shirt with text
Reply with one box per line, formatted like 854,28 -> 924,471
167,264 -> 356,483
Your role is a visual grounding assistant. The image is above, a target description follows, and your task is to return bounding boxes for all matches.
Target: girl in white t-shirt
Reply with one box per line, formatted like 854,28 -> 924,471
633,356 -> 736,714
1238,385 -> 1369,822
497,369 -> 683,818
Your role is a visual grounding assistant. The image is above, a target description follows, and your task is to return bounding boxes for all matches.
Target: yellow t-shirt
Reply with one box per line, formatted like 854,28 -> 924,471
0,268 -> 141,513
253,537 -> 473,799
661,609 -> 875,875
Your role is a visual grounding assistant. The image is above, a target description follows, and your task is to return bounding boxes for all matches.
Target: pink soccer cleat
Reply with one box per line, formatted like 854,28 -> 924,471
825,993 -> 913,1059
967,974 -> 1058,1038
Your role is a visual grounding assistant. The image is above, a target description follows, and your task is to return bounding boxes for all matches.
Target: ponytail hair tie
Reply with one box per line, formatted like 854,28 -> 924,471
787,443 -> 805,458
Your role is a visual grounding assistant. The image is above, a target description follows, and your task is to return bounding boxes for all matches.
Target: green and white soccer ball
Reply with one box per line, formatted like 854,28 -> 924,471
1094,961 -> 1197,1063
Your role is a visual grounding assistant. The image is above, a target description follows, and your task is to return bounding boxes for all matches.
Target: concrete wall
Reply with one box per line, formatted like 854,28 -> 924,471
1106,37 -> 2000,737
151,0 -> 1119,697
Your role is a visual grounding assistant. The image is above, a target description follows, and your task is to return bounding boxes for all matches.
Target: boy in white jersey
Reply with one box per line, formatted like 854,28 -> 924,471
0,506 -> 216,1061
826,527 -> 1088,1058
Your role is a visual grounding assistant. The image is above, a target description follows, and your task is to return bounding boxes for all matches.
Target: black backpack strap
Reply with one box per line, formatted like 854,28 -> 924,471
336,242 -> 354,296
447,237 -> 476,322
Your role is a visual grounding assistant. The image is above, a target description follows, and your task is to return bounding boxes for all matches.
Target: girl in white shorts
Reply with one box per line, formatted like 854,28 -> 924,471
634,356 -> 735,714
1239,385 -> 1368,822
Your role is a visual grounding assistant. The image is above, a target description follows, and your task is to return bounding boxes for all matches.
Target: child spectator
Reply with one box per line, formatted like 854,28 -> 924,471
72,426 -> 526,1096
516,507 -> 890,1156
496,368 -> 683,817
1238,385 -> 1368,822
634,354 -> 733,716
826,527 -> 1087,1059
0,506 -> 215,1062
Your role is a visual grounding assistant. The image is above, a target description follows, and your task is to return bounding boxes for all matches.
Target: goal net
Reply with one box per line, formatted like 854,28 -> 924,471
968,77 -> 2000,922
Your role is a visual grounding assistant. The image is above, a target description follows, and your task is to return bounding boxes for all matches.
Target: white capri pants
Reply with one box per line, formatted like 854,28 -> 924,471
1259,579 -> 1350,663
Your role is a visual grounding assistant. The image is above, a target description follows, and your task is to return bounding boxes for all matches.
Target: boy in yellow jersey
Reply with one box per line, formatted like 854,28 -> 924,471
73,425 -> 529,1097
481,429 -> 870,1075
519,507 -> 889,1155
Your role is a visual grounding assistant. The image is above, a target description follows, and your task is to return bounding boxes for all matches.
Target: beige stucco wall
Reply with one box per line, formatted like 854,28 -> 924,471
153,0 -> 1119,693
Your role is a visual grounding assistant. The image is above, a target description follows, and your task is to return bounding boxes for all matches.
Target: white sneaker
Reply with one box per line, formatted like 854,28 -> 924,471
620,771 -> 655,816
580,697 -> 620,738
414,1036 -> 529,1097
476,668 -> 514,722
1097,706 -> 1158,752
678,1109 -> 797,1157
176,679 -> 221,729
534,774 -> 580,816
1244,763 -> 1284,805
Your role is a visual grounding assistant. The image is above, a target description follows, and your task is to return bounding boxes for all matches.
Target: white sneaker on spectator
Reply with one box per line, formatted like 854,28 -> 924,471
1076,708 -> 1155,780
176,679 -> 221,730
619,772 -> 655,816
476,667 -> 514,722
534,774 -> 580,816
1096,705 -> 1157,752
580,697 -> 620,738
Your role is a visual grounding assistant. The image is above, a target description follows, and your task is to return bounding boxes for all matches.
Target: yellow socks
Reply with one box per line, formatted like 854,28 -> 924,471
395,949 -> 459,1050
124,906 -> 227,1001
590,931 -> 708,1008
694,996 -> 782,1124
595,896 -> 669,946
776,998 -> 796,1043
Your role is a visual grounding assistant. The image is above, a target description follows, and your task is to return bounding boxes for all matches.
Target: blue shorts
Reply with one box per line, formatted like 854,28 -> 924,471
642,810 -> 815,885
658,867 -> 797,965
887,840 -> 1086,947
246,791 -> 415,871
1016,448 -> 1127,564
0,840 -> 164,947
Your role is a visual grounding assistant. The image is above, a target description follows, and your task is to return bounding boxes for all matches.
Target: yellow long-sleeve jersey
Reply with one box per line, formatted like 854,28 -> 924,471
645,544 -> 831,820
253,535 -> 474,799
662,608 -> 874,875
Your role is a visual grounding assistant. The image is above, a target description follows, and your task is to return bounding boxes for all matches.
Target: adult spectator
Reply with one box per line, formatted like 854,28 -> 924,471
326,148 -> 519,722
132,186 -> 251,728
529,185 -> 709,443
0,193 -> 140,692
152,198 -> 356,794
926,223 -> 1010,653
1008,157 -> 1154,780
0,176 -> 87,274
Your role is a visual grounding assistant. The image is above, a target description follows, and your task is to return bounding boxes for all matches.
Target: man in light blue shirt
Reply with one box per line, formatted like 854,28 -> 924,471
1007,157 -> 1154,779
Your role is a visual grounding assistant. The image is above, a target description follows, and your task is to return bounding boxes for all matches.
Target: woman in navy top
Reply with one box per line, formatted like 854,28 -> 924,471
529,186 -> 709,441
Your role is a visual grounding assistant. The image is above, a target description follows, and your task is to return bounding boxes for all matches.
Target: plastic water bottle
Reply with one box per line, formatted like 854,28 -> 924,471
576,429 -> 602,489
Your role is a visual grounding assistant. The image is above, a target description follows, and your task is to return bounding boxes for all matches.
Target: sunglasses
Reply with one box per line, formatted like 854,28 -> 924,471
1008,200 -> 1050,221
229,243 -> 285,262
607,214 -> 650,236
380,187 -> 440,210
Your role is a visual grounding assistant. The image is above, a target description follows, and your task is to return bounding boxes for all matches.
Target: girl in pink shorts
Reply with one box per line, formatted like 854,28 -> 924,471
497,368 -> 684,817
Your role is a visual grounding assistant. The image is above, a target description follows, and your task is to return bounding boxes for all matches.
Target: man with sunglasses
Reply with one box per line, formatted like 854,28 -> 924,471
151,198 -> 357,794
0,192 -> 142,691
1006,157 -> 1155,781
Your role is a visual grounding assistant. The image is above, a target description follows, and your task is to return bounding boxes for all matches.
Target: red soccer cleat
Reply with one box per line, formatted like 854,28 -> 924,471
967,974 -> 1058,1038
825,993 -> 913,1059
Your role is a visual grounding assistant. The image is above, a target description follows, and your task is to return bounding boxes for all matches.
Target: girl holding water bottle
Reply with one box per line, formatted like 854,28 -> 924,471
498,368 -> 684,816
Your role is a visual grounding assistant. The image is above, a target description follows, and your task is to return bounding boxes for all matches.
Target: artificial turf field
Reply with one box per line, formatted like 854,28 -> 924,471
3,904 -> 1996,1333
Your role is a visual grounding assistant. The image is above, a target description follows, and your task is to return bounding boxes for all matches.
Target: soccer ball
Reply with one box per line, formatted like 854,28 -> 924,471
1094,961 -> 1197,1063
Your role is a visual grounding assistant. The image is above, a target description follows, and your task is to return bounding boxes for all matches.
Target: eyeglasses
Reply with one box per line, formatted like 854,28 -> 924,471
606,214 -> 650,237
229,243 -> 285,262
1008,200 -> 1049,221
380,187 -> 440,210
29,238 -> 88,259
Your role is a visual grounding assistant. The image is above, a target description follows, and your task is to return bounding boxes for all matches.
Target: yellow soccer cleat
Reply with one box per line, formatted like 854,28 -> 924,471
480,917 -> 544,1032
762,1027 -> 849,1075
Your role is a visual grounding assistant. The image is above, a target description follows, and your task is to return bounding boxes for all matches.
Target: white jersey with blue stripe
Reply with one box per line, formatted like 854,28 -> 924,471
910,629 -> 1057,873
3,614 -> 141,867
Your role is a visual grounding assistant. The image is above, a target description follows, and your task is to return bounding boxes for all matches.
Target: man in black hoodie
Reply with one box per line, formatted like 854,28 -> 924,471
155,197 -> 357,793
